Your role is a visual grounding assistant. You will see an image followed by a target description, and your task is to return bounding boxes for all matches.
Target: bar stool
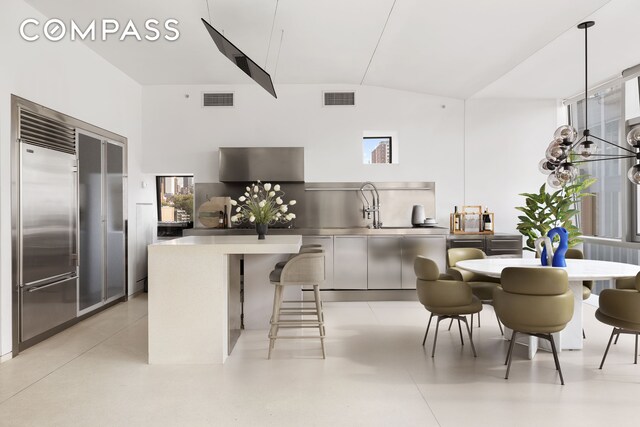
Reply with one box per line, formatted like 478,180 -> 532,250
268,251 -> 326,359
274,244 -> 323,269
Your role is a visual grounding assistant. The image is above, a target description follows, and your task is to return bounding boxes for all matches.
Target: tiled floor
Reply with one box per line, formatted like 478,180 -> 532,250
1,294 -> 639,426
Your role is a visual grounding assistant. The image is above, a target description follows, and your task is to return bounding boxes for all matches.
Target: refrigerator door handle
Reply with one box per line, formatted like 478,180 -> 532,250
23,272 -> 77,288
72,168 -> 79,268
27,276 -> 77,293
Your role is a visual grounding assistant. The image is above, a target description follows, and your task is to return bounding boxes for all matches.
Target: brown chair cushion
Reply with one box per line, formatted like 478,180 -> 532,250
447,248 -> 486,268
615,275 -> 638,290
425,295 -> 482,316
597,288 -> 640,326
500,267 -> 569,295
414,256 -> 440,281
494,287 -> 574,333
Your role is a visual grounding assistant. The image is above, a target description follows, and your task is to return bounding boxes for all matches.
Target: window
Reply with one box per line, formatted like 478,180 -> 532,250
363,136 -> 393,164
156,176 -> 194,224
568,85 -> 623,239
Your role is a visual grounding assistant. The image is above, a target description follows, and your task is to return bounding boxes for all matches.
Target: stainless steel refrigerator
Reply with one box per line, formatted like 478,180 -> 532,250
19,142 -> 78,341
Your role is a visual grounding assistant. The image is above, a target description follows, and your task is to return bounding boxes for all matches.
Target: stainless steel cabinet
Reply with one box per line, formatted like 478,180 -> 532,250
485,235 -> 522,257
302,236 -> 334,289
446,234 -> 523,258
401,236 -> 446,289
368,236 -> 402,289
21,276 -> 77,341
447,235 -> 485,250
78,132 -> 126,314
333,236 -> 367,289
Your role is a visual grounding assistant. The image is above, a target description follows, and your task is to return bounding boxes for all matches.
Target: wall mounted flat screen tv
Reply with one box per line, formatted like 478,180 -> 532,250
201,18 -> 277,98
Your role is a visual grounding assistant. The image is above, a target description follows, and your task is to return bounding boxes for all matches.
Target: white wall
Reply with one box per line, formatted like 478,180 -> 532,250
464,98 -> 559,234
142,84 -> 465,224
0,0 -> 152,357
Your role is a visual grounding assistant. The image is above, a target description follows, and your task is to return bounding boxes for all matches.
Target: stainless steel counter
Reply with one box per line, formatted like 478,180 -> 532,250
184,226 -> 450,237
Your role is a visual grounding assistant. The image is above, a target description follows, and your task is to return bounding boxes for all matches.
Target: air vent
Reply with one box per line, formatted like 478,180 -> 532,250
19,108 -> 76,154
323,92 -> 355,106
203,92 -> 234,107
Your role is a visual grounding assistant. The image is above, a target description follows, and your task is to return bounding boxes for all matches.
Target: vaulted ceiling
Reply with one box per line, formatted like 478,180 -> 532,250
23,0 -> 640,99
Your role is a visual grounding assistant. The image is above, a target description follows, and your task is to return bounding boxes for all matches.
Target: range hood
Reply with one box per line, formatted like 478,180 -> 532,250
219,147 -> 304,182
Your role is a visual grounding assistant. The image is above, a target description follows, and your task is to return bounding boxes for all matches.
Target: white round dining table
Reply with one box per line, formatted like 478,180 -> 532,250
456,257 -> 640,359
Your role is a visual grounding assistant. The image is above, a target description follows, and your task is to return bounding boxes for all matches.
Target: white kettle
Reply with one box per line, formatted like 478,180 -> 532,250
411,205 -> 426,226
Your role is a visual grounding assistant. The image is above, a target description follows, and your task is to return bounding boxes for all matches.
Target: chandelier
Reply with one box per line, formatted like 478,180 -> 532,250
539,21 -> 640,187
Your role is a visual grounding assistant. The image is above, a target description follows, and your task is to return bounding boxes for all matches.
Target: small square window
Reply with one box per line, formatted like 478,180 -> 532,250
363,136 -> 393,164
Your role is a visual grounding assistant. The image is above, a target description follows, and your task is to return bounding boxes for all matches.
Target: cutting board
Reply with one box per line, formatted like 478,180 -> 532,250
197,196 -> 231,228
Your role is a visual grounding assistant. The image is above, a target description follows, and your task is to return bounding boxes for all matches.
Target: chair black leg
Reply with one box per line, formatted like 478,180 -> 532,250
614,333 -> 620,345
432,316 -> 444,357
495,311 -> 504,336
549,334 -> 564,385
448,318 -> 454,331
422,313 -> 434,346
457,319 -> 464,346
477,311 -> 481,328
635,333 -> 638,365
599,328 -> 617,369
461,316 -> 477,357
505,331 -> 517,378
583,328 -> 586,339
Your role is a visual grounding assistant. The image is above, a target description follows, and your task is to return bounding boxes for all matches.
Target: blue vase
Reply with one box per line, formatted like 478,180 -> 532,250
544,227 -> 569,267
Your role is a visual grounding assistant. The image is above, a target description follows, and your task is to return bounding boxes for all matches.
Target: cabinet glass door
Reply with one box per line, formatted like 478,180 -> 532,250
78,133 -> 104,311
106,142 -> 125,300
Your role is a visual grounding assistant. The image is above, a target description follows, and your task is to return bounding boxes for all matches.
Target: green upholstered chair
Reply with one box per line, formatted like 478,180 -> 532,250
494,267 -> 574,385
595,272 -> 640,368
446,248 -> 503,335
615,276 -> 637,289
414,256 -> 481,358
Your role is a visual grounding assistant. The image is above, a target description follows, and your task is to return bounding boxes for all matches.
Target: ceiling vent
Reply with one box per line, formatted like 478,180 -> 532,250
323,91 -> 355,106
203,92 -> 234,107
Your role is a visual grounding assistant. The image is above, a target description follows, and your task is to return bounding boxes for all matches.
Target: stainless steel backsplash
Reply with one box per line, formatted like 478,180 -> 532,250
194,182 -> 435,229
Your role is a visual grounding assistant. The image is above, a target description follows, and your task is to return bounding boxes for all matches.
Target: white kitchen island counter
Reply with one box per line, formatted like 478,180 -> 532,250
148,235 -> 302,364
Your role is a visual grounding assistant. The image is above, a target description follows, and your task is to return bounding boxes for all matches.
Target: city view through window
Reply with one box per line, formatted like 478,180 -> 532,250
157,176 -> 194,223
362,136 -> 392,164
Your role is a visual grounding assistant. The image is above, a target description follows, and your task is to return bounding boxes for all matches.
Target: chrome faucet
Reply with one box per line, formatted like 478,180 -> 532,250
359,182 -> 382,229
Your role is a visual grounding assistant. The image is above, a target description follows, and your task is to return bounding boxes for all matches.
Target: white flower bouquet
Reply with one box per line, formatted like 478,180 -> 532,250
230,181 -> 296,225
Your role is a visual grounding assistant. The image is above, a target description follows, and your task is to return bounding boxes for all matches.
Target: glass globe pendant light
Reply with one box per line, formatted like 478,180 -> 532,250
545,139 -> 567,162
627,127 -> 640,148
538,159 -> 556,175
628,164 -> 640,185
547,172 -> 563,190
555,162 -> 578,183
553,125 -> 578,144
538,22 -> 640,186
577,140 -> 596,158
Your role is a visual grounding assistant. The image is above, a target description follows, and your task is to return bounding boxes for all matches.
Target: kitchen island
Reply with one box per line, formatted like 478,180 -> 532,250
148,235 -> 302,364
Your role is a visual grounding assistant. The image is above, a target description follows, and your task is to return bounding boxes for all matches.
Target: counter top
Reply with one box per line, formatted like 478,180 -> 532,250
151,235 -> 302,254
184,226 -> 450,237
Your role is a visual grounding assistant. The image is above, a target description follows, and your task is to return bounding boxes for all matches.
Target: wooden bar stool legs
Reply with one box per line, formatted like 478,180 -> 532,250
268,252 -> 326,359
268,284 -> 326,359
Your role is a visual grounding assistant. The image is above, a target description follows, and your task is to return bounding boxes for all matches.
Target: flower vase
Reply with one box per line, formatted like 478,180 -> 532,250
256,223 -> 268,240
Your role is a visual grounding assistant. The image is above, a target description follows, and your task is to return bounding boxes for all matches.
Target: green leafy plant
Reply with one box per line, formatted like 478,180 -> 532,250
516,176 -> 596,252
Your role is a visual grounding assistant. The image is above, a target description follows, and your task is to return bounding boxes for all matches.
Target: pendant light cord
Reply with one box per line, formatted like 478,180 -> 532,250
584,23 -> 589,132
265,0 -> 280,68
